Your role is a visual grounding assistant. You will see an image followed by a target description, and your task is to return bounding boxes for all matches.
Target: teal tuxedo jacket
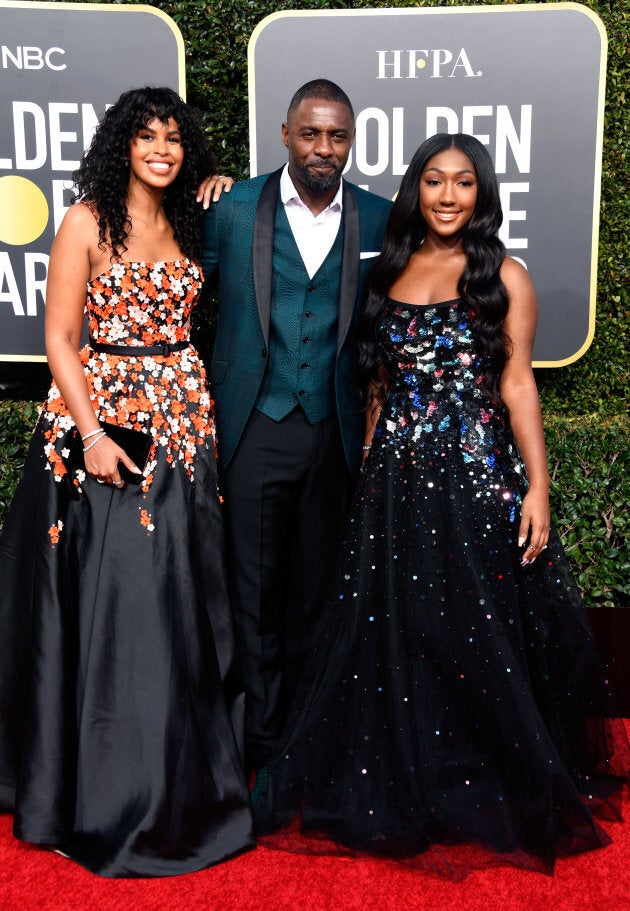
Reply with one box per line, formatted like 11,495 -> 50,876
201,168 -> 391,476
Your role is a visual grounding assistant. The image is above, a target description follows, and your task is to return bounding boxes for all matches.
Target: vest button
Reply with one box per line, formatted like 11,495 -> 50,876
308,285 -> 315,292
302,337 -> 310,344
300,362 -> 309,369
298,390 -> 305,396
261,347 -> 267,357
305,311 -> 313,318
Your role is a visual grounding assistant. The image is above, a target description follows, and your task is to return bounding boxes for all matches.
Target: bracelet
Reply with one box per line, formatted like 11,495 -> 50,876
83,431 -> 107,453
81,427 -> 103,442
362,445 -> 371,451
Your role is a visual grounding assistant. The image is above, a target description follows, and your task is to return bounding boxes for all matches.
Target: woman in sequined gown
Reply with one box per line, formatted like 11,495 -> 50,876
0,88 -> 253,876
255,134 -> 629,874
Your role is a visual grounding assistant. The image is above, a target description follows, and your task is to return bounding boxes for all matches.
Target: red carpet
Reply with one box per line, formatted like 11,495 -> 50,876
2,791 -> 630,911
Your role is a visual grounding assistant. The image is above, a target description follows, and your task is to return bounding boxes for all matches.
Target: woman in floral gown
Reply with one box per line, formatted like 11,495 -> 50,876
0,87 -> 253,876
255,134 -> 629,875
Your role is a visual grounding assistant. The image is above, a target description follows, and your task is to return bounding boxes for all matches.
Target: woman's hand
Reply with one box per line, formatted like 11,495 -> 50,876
518,486 -> 550,565
196,174 -> 234,208
84,433 -> 142,488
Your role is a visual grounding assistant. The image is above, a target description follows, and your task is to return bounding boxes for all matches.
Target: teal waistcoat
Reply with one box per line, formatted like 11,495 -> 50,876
256,201 -> 344,424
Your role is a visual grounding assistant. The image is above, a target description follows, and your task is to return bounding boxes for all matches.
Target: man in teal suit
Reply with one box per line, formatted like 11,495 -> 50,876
201,80 -> 391,776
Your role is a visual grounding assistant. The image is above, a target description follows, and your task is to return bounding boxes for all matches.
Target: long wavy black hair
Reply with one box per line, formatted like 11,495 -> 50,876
73,86 -> 216,260
359,133 -> 509,407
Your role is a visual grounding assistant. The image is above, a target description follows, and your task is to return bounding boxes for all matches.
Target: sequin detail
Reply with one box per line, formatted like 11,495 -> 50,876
373,299 -> 524,511
255,298 -> 629,873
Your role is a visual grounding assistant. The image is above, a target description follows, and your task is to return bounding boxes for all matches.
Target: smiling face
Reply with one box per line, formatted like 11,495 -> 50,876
128,116 -> 184,191
282,98 -> 354,197
418,146 -> 478,241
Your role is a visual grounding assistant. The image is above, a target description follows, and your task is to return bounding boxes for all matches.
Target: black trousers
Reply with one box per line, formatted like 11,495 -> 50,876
222,408 -> 351,771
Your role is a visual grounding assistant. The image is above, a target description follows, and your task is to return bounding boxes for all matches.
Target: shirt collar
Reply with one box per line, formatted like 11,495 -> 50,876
280,163 -> 344,213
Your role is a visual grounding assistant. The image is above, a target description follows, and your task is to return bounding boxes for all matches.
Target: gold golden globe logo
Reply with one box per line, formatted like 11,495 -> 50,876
0,175 -> 49,245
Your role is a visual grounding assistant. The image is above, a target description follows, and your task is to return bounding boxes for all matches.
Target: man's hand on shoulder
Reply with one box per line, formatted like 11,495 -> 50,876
197,174 -> 234,209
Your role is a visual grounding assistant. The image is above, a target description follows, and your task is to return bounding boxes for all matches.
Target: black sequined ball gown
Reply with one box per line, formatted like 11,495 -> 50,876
0,259 -> 254,876
256,297 -> 628,875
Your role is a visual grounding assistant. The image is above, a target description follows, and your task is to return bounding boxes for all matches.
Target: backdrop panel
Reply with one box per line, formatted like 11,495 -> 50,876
249,4 -> 607,366
0,0 -> 184,362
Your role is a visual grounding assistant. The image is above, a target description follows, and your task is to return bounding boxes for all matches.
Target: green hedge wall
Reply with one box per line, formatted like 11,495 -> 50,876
1,0 -> 628,607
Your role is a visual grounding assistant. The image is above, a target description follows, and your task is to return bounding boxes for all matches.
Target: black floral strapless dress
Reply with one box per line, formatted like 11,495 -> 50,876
0,260 -> 253,877
256,298 -> 629,875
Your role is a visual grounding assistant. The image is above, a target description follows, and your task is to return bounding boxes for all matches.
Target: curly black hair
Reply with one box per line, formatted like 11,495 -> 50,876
359,133 -> 509,408
73,86 -> 216,260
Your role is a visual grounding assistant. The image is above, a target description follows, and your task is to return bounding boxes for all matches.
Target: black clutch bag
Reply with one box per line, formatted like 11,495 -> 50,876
69,421 -> 152,484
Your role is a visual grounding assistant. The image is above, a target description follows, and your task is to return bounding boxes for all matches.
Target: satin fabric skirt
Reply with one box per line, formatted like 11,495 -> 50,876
0,421 -> 253,876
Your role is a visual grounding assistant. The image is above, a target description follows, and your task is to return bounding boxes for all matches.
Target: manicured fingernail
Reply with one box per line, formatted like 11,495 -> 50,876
518,536 -> 525,547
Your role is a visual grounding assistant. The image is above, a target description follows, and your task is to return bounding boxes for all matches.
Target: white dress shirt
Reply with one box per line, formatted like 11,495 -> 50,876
280,164 -> 343,279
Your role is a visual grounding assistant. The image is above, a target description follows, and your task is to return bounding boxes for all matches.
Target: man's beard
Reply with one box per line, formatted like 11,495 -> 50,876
300,160 -> 343,192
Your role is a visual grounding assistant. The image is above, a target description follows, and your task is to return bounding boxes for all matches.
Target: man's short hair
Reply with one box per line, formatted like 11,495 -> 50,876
287,79 -> 355,122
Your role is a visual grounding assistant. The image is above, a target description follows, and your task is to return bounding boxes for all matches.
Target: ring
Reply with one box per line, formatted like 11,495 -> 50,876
96,479 -> 105,484
528,545 -> 535,550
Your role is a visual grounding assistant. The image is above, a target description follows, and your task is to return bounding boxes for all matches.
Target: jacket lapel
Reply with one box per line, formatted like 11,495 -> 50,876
337,182 -> 360,354
253,168 -> 283,346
